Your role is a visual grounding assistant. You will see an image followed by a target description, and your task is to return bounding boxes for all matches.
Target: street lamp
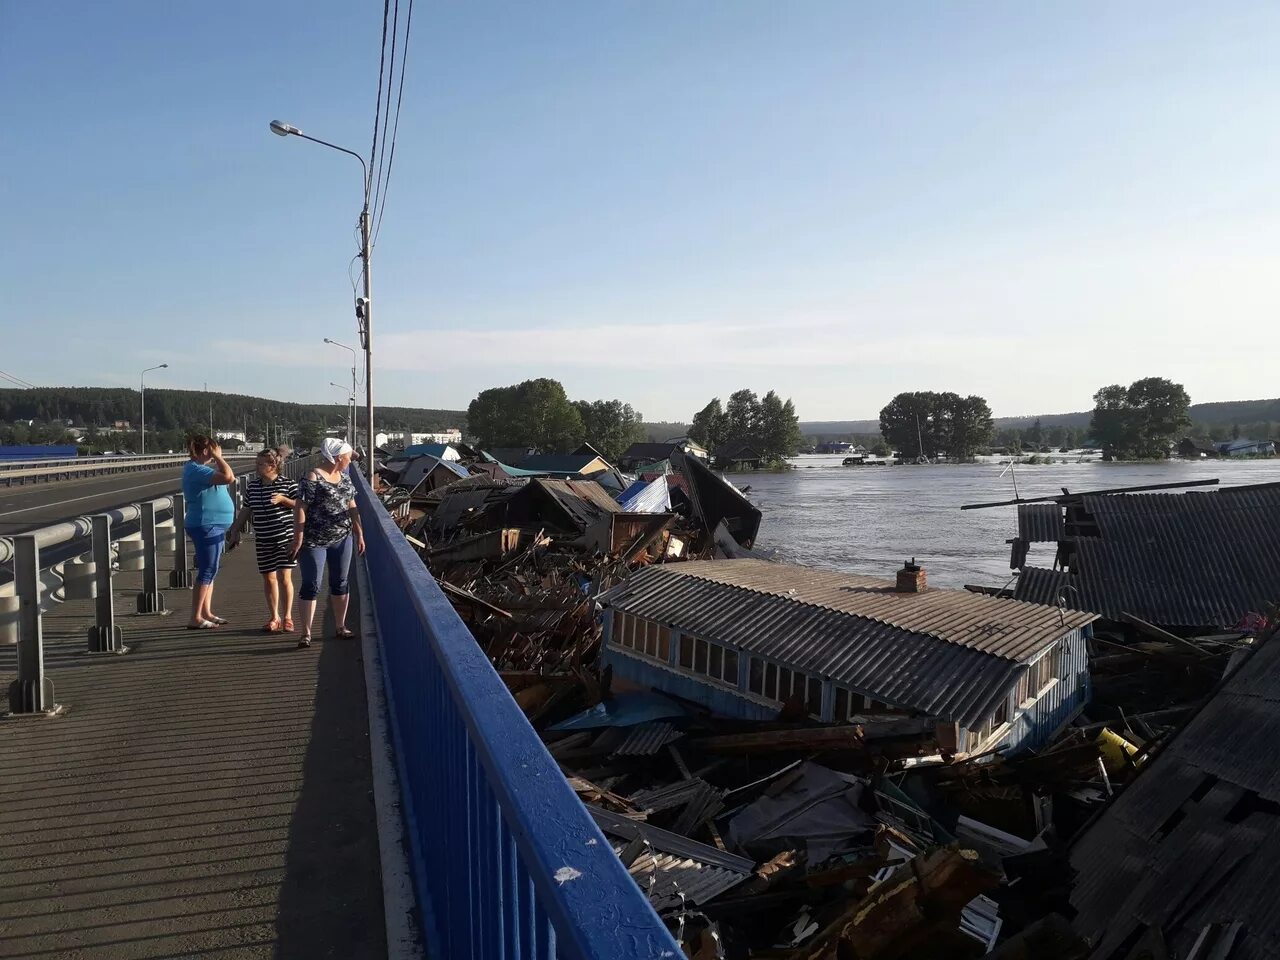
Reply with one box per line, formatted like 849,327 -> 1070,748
329,383 -> 355,444
139,364 -> 168,455
324,337 -> 359,444
270,119 -> 374,475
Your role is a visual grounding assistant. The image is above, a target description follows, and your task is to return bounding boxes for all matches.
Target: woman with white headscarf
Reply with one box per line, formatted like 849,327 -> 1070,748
291,438 -> 365,647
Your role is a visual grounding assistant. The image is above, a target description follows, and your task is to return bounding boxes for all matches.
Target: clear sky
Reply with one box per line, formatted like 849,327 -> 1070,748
2,2 -> 1277,422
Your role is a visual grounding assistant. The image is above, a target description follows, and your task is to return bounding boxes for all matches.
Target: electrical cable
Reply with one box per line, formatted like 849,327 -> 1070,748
370,0 -> 400,225
367,0 -> 392,205
0,368 -> 36,388
372,0 -> 413,246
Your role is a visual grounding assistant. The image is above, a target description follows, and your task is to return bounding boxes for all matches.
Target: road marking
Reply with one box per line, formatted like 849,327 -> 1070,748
0,475 -> 185,519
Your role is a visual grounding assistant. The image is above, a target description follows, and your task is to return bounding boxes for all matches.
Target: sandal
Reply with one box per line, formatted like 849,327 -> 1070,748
186,620 -> 218,630
282,617 -> 295,633
208,616 -> 228,625
263,619 -> 282,633
335,627 -> 355,639
297,633 -> 312,648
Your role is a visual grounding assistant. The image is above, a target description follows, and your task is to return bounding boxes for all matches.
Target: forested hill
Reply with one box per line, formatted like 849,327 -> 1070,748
0,387 -> 465,432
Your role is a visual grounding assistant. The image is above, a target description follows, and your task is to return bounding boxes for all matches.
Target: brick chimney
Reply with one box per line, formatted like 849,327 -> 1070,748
896,558 -> 927,594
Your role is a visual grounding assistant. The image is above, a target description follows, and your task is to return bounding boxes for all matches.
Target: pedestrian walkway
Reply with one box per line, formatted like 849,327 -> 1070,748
0,537 -> 388,959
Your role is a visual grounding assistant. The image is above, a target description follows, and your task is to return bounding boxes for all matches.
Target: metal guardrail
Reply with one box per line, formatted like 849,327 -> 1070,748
1,452 -> 258,486
352,468 -> 680,958
1,454 -> 321,695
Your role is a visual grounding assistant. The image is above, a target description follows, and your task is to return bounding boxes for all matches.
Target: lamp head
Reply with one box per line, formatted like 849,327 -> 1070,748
269,120 -> 300,138
159,363 -> 168,369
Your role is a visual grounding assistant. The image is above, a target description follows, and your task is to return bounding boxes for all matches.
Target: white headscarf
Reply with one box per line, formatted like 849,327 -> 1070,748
321,438 -> 353,463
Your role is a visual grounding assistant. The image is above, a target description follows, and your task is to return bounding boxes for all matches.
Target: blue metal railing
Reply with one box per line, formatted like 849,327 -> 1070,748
353,470 -> 681,959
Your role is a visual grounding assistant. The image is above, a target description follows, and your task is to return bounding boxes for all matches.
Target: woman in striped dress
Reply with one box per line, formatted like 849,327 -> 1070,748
227,449 -> 300,633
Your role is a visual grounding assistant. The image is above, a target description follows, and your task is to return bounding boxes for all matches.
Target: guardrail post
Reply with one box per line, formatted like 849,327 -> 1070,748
169,493 -> 193,588
134,502 -> 168,615
7,536 -> 60,716
87,515 -> 127,653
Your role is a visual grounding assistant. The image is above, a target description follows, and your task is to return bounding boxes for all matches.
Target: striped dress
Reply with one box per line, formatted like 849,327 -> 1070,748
245,475 -> 300,573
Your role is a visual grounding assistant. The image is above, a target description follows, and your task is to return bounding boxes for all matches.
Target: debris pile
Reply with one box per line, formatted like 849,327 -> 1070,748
372,450 -> 1278,957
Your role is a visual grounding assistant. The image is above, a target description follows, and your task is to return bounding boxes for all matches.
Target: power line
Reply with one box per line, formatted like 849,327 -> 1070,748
370,0 -> 400,225
373,0 -> 414,246
0,368 -> 36,388
367,0 -> 392,205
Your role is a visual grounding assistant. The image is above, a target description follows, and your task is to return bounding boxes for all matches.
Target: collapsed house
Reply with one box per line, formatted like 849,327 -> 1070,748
1004,481 -> 1280,631
1068,629 -> 1280,960
598,558 -> 1097,756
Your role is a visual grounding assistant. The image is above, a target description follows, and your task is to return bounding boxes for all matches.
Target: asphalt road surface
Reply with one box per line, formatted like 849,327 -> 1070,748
0,466 -> 192,535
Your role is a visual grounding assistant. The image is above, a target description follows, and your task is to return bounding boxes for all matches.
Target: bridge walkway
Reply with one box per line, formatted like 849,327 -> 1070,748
0,534 -> 388,960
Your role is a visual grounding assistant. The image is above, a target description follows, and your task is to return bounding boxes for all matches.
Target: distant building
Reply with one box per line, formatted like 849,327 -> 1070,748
112,420 -> 131,430
713,443 -> 764,470
1216,438 -> 1275,457
599,558 -> 1096,756
617,440 -> 709,472
215,429 -> 247,443
815,441 -> 865,455
1177,437 -> 1219,459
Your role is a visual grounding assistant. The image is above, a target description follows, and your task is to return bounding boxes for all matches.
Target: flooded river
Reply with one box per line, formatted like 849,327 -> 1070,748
728,456 -> 1280,589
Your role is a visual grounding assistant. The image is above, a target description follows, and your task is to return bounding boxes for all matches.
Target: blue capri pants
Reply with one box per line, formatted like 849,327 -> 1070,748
298,536 -> 353,601
186,525 -> 226,586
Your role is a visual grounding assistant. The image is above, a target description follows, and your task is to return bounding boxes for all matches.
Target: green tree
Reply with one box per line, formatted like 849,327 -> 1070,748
757,391 -> 803,461
723,389 -> 761,448
294,422 -> 323,450
467,378 -> 584,452
1090,377 -> 1191,460
944,395 -> 994,460
688,399 -> 726,450
1026,418 -> 1044,448
572,399 -> 647,462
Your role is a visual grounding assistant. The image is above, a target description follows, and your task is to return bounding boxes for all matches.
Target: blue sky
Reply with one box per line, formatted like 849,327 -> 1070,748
2,2 -> 1276,421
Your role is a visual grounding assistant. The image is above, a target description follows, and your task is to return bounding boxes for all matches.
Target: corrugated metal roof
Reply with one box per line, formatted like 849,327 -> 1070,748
532,478 -> 622,532
621,847 -> 748,912
617,476 -> 672,514
1017,503 -> 1063,542
633,559 -> 1095,655
1070,634 -> 1280,960
610,721 -> 684,757
519,454 -> 607,474
1016,484 -> 1280,628
1012,566 -> 1075,607
599,560 -> 1092,728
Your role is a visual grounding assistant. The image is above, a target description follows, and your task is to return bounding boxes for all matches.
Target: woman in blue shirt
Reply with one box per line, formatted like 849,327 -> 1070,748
182,435 -> 236,629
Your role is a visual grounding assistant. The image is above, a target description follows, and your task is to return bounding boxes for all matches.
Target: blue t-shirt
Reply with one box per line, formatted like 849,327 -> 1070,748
183,461 -> 235,528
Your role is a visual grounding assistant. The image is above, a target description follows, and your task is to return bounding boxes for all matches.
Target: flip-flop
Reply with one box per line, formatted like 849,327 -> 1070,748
186,620 -> 218,630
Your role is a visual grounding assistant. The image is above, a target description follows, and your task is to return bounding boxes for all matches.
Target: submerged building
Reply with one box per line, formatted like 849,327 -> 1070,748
598,559 -> 1097,756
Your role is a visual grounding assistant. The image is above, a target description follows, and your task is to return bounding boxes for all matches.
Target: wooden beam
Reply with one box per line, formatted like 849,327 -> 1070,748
1119,612 -> 1216,659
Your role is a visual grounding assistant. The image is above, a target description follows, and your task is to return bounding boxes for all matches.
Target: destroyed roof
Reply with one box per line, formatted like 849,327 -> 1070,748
617,476 -> 672,514
401,442 -> 463,461
530,478 -> 621,530
619,442 -> 685,462
1014,482 -> 1280,628
599,559 -> 1094,727
392,454 -> 470,491
517,454 -> 610,475
1069,634 -> 1280,960
1017,503 -> 1063,542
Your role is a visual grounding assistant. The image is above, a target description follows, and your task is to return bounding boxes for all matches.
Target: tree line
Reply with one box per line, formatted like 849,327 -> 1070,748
0,387 -> 464,435
870,377 -> 1196,461
877,392 -> 995,461
466,379 -> 649,462
688,389 -> 804,464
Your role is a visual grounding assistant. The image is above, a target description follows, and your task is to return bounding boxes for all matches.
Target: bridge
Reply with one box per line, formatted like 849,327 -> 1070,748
0,461 -> 680,958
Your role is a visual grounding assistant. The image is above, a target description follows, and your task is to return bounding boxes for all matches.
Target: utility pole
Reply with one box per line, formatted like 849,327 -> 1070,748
139,364 -> 167,455
359,207 -> 374,474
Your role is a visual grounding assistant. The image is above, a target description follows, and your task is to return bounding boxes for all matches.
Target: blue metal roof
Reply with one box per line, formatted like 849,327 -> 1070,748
402,442 -> 459,459
617,476 -> 672,514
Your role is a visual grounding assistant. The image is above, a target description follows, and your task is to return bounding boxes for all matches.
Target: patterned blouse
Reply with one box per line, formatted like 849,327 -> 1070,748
298,471 -> 356,547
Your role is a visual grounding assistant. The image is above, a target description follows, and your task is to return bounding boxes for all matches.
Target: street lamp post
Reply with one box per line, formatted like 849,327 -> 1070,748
139,363 -> 168,455
329,383 -> 355,443
270,120 -> 374,476
323,338 -> 359,445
